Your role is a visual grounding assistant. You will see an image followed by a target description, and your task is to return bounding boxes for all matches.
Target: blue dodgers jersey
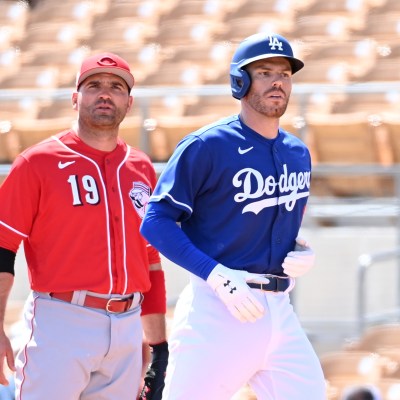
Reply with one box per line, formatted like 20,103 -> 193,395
150,115 -> 311,275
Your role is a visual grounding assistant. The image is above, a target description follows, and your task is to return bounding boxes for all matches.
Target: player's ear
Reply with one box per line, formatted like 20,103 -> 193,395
72,93 -> 78,110
127,95 -> 134,112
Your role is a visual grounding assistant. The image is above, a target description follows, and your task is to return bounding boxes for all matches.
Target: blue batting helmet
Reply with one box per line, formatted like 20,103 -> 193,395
230,33 -> 304,99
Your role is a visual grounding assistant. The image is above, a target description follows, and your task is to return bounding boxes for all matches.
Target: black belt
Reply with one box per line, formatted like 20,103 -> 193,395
247,276 -> 290,292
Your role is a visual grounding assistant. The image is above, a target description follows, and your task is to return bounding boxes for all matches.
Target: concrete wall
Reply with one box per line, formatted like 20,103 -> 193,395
297,226 -> 398,321
295,226 -> 399,352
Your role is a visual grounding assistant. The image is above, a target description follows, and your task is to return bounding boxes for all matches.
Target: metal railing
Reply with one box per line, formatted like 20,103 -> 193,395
357,248 -> 400,335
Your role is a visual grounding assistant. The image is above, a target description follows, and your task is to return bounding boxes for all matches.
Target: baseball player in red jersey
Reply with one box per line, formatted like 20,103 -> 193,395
0,53 -> 168,399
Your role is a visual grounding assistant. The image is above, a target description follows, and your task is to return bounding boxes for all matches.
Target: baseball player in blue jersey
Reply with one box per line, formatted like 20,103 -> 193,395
140,33 -> 326,399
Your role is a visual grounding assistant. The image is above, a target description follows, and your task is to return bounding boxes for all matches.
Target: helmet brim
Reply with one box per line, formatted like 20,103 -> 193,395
238,54 -> 304,75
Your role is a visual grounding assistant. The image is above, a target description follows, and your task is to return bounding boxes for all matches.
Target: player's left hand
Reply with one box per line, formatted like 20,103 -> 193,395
282,237 -> 315,278
139,341 -> 169,400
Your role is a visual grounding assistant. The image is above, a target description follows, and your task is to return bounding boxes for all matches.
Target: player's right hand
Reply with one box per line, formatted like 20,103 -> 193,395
0,330 -> 15,386
282,237 -> 315,278
206,264 -> 267,323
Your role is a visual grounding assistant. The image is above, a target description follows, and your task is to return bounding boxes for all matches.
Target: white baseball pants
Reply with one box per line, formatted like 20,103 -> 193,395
162,275 -> 326,400
14,291 -> 143,400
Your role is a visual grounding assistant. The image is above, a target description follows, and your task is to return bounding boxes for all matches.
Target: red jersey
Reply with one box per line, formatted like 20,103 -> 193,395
0,129 -> 160,294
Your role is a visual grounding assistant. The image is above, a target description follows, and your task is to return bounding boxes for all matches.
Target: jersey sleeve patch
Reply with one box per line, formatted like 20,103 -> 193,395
129,181 -> 151,219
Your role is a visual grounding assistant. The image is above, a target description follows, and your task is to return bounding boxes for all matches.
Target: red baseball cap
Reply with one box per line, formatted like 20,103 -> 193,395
76,52 -> 135,90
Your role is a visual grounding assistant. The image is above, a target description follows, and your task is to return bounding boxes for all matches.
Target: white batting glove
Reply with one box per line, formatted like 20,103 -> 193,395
282,237 -> 315,278
206,264 -> 268,323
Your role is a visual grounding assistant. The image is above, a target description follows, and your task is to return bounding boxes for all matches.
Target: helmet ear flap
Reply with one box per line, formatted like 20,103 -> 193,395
230,68 -> 251,100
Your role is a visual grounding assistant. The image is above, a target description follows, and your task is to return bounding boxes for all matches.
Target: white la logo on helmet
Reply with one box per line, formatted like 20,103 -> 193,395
268,36 -> 283,51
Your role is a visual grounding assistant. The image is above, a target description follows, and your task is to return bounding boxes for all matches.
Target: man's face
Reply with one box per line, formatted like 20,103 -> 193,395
72,73 -> 133,129
243,57 -> 292,118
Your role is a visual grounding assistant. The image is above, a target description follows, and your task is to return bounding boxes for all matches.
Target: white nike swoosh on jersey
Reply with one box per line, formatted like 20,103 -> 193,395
238,146 -> 254,155
58,161 -> 76,169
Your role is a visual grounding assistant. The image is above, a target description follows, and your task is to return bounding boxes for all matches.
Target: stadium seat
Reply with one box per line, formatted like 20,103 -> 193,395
0,65 -> 60,89
280,112 -> 308,140
140,61 -> 205,86
0,47 -> 23,84
159,0 -> 227,23
147,114 -> 218,160
296,92 -> 346,118
0,0 -> 28,26
292,60 -> 350,84
296,0 -> 368,31
118,115 -> 143,150
297,0 -> 367,14
87,18 -> 157,51
10,117 -> 76,150
346,324 -> 400,352
224,0 -> 297,26
20,46 -> 88,88
357,12 -> 400,41
218,15 -> 295,43
375,40 -> 400,59
17,21 -> 90,53
185,94 -> 240,118
306,112 -> 394,196
37,98 -> 76,120
304,38 -> 377,60
134,94 -> 196,119
307,113 -> 388,165
100,0 -> 164,24
332,92 -> 400,115
0,126 -> 12,163
152,17 -> 223,47
0,1 -> 28,50
0,97 -> 43,121
27,0 -> 98,24
320,350 -> 389,383
377,114 -> 400,163
303,39 -> 377,80
168,42 -> 234,83
369,0 -> 400,15
116,116 -> 166,160
291,14 -> 355,41
372,349 -> 400,379
171,41 -> 233,63
357,57 -> 400,82
22,45 -> 86,68
206,69 -> 230,85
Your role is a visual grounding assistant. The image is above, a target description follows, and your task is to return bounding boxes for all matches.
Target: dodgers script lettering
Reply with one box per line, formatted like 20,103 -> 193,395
232,164 -> 311,214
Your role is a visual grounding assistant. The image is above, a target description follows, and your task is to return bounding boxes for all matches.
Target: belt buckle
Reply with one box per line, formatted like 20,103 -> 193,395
106,297 -> 125,313
258,282 -> 269,291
